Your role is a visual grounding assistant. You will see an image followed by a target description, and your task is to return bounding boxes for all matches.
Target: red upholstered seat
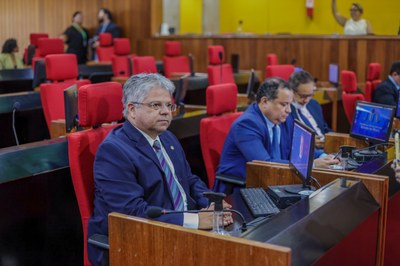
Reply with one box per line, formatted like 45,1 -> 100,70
364,81 -> 372,102
341,70 -> 358,93
32,38 -> 64,69
342,92 -> 365,123
45,54 -> 80,82
266,53 -> 278,66
162,41 -> 190,78
366,63 -> 382,99
111,38 -> 135,77
132,56 -> 158,74
67,82 -> 123,266
200,83 -> 242,188
24,33 -> 49,64
97,33 -> 114,62
207,45 -> 235,86
265,64 -> 295,81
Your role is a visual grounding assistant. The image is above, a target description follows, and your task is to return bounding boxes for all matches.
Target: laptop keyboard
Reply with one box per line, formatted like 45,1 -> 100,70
240,188 -> 280,217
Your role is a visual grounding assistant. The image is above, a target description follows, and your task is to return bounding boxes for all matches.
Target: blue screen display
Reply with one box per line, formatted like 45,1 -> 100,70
290,122 -> 313,181
351,102 -> 394,143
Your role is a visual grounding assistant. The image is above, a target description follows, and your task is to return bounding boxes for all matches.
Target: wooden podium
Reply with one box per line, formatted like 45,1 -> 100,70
108,213 -> 291,266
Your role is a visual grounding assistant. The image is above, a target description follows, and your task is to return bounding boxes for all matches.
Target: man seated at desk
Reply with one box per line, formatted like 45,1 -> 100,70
289,70 -> 332,150
213,78 -> 339,194
372,61 -> 400,107
88,73 -> 232,266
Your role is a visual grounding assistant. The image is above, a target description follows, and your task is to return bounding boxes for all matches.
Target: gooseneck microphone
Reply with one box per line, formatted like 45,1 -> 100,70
218,51 -> 223,84
146,206 -> 247,232
12,102 -> 21,146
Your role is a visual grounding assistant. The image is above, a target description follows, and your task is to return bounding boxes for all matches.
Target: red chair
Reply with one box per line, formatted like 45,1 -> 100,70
162,41 -> 190,78
68,82 -> 123,266
207,45 -> 235,86
40,54 -> 90,132
341,70 -> 365,123
32,38 -> 64,70
366,63 -> 382,98
111,38 -> 135,77
132,56 -> 158,74
96,33 -> 114,62
266,53 -> 278,66
265,64 -> 295,81
24,33 -> 49,65
200,83 -> 242,188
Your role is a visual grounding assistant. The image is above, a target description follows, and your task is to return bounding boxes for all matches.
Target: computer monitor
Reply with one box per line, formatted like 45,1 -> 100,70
328,64 -> 339,87
350,101 -> 394,144
246,69 -> 256,103
287,119 -> 315,195
64,84 -> 79,133
231,53 -> 240,74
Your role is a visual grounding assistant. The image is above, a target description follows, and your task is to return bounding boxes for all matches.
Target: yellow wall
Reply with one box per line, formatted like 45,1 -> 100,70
181,0 -> 399,35
180,0 -> 202,34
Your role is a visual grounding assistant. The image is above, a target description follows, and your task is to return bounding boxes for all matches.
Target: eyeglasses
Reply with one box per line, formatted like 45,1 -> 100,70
132,101 -> 177,112
295,91 -> 315,99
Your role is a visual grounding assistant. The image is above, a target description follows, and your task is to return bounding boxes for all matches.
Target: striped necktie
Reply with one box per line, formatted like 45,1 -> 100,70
153,140 -> 184,211
271,125 -> 281,160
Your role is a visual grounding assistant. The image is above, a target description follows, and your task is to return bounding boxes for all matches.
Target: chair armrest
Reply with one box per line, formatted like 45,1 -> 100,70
88,234 -> 109,250
215,174 -> 246,186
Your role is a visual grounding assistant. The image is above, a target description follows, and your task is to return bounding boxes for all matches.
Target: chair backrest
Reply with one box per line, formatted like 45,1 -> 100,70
207,45 -> 235,85
165,41 -> 181,56
97,33 -> 114,62
266,53 -> 278,66
111,38 -> 135,77
67,82 -> 123,266
367,63 -> 381,81
200,83 -> 242,188
40,80 -> 90,132
30,33 -> 49,46
342,92 -> 365,123
208,45 -> 225,65
364,81 -> 372,102
32,38 -> 64,69
341,70 -> 357,93
45,54 -> 79,82
162,41 -> 190,78
132,56 -> 158,74
265,64 -> 295,81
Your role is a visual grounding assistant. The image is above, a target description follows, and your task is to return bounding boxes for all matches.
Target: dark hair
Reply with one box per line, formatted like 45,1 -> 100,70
256,77 -> 290,103
2,38 -> 18,53
100,8 -> 113,21
72,11 -> 81,20
288,71 -> 314,92
351,3 -> 363,13
390,61 -> 400,75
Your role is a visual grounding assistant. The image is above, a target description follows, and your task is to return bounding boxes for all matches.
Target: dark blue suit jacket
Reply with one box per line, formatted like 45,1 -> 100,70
88,121 -> 209,265
95,22 -> 121,38
372,78 -> 398,107
290,99 -> 332,134
213,103 -> 293,193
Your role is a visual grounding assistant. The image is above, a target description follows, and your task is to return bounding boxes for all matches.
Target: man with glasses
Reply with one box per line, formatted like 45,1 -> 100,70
289,71 -> 332,150
88,73 -> 232,266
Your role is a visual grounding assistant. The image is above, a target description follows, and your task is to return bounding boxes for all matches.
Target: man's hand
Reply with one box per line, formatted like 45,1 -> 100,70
314,155 -> 340,169
315,135 -> 325,149
198,201 -> 233,230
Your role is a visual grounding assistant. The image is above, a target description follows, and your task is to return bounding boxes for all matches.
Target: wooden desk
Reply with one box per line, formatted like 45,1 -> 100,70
246,161 -> 389,265
109,212 -> 291,266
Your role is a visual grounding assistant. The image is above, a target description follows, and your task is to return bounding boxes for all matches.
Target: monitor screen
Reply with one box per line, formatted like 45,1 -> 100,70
289,120 -> 315,188
328,64 -> 339,85
350,101 -> 394,144
64,84 -> 78,133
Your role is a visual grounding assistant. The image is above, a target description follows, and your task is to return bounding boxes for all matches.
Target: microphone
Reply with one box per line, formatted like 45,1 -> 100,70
218,51 -> 223,84
12,102 -> 21,146
146,206 -> 247,231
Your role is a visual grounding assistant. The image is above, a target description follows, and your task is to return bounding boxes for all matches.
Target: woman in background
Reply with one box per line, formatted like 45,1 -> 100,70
61,11 -> 89,64
0,38 -> 24,69
331,0 -> 373,35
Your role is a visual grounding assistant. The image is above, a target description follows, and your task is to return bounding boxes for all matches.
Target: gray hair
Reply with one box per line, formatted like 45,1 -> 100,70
288,70 -> 314,92
256,77 -> 290,103
122,73 -> 175,117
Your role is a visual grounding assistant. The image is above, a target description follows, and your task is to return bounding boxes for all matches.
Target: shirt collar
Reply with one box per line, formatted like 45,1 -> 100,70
292,101 -> 307,110
388,75 -> 400,90
263,114 -> 276,131
132,124 -> 160,148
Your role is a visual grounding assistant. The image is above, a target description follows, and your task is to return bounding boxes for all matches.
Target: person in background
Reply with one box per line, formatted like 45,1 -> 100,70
331,0 -> 373,35
90,8 -> 121,51
372,61 -> 400,107
88,73 -> 232,266
214,78 -> 339,195
289,71 -> 332,150
0,38 -> 24,69
61,11 -> 89,64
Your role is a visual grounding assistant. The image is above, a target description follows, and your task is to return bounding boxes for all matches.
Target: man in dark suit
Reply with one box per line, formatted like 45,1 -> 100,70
372,61 -> 400,107
88,73 -> 232,266
213,78 -> 339,194
289,71 -> 332,149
